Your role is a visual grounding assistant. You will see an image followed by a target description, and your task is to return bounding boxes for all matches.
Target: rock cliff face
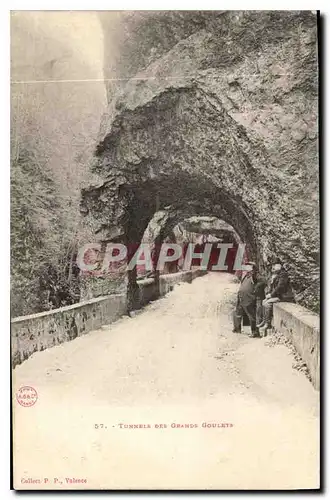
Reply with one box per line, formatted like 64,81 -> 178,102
81,11 -> 319,310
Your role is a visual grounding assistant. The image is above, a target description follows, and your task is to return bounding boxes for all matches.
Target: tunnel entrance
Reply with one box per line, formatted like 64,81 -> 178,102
81,169 -> 260,312
138,214 -> 245,278
119,178 -> 258,311
81,85 -> 265,311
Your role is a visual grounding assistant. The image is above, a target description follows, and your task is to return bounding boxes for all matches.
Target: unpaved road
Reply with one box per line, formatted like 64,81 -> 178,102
13,273 -> 319,490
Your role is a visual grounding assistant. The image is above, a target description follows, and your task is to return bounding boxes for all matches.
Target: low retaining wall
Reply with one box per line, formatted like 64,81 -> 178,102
12,270 -> 207,367
160,269 -> 206,296
137,277 -> 158,307
137,269 -> 207,306
273,302 -> 320,390
11,294 -> 126,368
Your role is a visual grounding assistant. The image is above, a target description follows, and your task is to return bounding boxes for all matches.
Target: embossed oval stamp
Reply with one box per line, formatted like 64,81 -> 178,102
16,386 -> 38,407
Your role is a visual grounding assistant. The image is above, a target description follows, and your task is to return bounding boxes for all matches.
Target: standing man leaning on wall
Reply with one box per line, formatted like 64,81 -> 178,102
232,262 -> 266,338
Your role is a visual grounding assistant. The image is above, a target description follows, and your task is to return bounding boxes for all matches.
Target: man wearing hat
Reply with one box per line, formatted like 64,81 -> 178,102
232,261 -> 266,338
258,258 -> 295,334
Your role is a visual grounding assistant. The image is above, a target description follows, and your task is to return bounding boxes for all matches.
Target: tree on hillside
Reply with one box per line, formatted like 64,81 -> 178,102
11,144 -> 80,316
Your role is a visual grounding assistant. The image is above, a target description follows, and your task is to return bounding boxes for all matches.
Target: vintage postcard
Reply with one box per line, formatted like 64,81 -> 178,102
11,10 -> 320,490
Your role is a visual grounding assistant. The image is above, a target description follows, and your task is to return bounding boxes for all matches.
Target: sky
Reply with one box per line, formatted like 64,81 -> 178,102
11,11 -> 108,194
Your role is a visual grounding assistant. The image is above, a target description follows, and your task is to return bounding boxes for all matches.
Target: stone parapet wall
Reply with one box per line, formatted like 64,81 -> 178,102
11,294 -> 126,368
12,270 -> 206,367
273,302 -> 320,390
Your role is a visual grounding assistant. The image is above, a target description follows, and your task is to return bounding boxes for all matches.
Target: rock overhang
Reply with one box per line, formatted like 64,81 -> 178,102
81,10 -> 319,307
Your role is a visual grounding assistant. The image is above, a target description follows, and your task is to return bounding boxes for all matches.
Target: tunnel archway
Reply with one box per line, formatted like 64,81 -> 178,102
81,86 -> 266,310
83,86 -> 264,244
82,183 -> 258,311
143,212 -> 243,273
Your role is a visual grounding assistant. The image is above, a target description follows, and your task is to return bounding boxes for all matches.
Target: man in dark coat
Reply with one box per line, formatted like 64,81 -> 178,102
259,258 -> 295,333
232,262 -> 266,338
